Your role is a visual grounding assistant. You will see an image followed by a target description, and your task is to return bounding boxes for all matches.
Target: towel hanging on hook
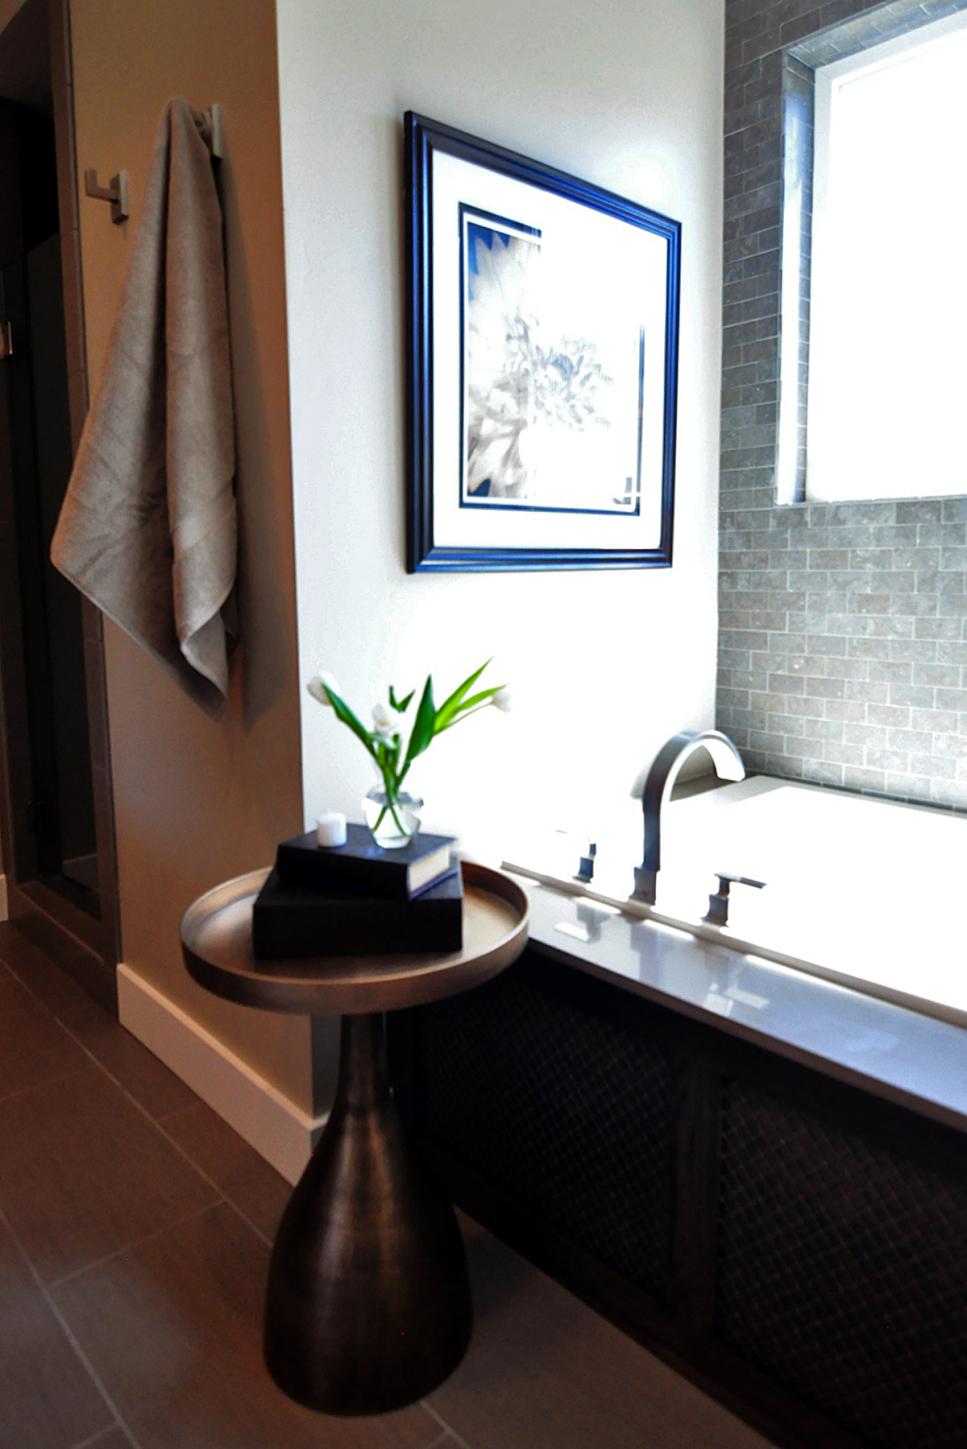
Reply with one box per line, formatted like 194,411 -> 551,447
54,97 -> 237,714
84,102 -> 223,225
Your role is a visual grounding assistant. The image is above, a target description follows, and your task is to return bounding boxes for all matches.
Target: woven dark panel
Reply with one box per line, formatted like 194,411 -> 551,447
413,958 -> 676,1300
716,1080 -> 967,1448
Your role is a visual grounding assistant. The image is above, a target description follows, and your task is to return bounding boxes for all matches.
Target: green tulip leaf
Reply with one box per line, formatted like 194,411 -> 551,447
448,684 -> 505,719
390,685 -> 415,713
433,659 -> 491,734
324,683 -> 378,760
404,676 -> 436,767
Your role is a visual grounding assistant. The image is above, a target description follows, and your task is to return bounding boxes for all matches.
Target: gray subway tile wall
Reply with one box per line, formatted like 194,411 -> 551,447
717,0 -> 967,809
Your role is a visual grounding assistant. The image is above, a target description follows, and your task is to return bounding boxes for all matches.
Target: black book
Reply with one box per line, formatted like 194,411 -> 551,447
275,824 -> 456,902
251,866 -> 464,959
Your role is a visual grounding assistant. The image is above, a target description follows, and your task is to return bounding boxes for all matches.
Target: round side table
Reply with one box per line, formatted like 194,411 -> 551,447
180,860 -> 528,1417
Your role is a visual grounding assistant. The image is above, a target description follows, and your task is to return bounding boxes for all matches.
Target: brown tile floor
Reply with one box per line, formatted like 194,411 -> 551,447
0,921 -> 773,1449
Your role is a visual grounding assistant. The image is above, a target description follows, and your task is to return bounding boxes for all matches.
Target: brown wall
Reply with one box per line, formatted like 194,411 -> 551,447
69,0 -> 312,1107
0,0 -> 25,33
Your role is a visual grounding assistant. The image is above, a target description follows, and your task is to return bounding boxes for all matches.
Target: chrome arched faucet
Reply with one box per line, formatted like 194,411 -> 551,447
631,729 -> 746,905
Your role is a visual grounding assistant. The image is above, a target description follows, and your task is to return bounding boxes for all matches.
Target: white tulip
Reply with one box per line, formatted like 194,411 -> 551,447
307,672 -> 339,706
493,685 -> 512,712
372,703 -> 395,735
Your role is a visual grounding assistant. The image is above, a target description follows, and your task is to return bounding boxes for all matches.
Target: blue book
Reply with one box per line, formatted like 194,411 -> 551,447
275,824 -> 456,901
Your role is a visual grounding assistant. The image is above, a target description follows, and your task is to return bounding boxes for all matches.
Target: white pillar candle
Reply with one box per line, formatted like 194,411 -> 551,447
316,811 -> 347,848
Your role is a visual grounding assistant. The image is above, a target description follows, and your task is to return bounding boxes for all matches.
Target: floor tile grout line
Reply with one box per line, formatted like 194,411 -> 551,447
0,934 -> 225,1157
0,935 -> 136,1082
61,1014 -> 283,1248
46,1198 -> 224,1292
64,1025 -> 279,1250
1,932 -> 470,1444
2,929 -> 279,1264
215,1188 -> 276,1249
0,938 -> 82,1001
0,915 -> 102,975
0,1206 -> 141,1449
149,1103 -> 285,1245
41,1011 -> 249,1207
420,1430 -> 458,1449
0,939 -> 132,1086
153,1101 -> 198,1126
0,952 -> 98,1049
145,1100 -> 277,1247
1,936 -> 279,1261
420,1399 -> 474,1449
0,1062 -> 91,1109
0,939 -> 285,1436
71,1424 -> 130,1449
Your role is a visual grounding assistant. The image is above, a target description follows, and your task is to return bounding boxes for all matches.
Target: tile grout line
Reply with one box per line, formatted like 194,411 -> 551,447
147,1111 -> 283,1247
153,1101 -> 198,1125
211,1190 -> 276,1249
71,1424 -> 131,1449
0,935 -> 123,1055
0,1206 -> 141,1449
0,939 -> 122,1080
0,937 -> 73,991
420,1399 -> 474,1449
420,1430 -> 459,1449
0,1062 -> 90,1109
0,931 -> 471,1444
139,1101 -> 276,1246
68,1030 -> 279,1248
46,1199 -> 223,1292
1,932 -> 276,1252
6,948 -> 278,1229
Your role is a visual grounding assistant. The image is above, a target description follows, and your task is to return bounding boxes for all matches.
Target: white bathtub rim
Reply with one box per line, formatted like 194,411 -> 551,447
504,770 -> 967,1031
504,858 -> 967,1031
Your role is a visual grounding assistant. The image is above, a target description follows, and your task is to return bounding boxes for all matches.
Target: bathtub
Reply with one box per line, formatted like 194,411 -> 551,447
503,775 -> 967,1029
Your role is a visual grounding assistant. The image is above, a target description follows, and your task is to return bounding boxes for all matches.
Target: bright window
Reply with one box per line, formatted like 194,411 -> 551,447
807,12 -> 967,501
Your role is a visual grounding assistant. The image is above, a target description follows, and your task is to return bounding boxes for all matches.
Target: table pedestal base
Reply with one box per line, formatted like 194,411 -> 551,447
264,1012 -> 472,1415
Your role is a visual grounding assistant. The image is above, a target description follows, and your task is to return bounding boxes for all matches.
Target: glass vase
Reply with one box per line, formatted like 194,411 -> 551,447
363,784 -> 423,850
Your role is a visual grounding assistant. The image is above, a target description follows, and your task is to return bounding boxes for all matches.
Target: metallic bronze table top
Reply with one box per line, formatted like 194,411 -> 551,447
180,860 -> 529,1016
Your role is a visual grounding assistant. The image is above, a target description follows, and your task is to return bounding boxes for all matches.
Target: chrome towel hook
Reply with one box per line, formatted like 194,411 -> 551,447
84,167 -> 130,224
207,103 -> 224,161
84,103 -> 223,225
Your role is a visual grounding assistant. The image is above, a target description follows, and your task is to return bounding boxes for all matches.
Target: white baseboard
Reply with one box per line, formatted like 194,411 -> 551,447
117,962 -> 325,1184
0,873 -> 7,923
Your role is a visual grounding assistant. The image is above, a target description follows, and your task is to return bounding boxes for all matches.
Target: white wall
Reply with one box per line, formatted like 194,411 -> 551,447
277,0 -> 724,856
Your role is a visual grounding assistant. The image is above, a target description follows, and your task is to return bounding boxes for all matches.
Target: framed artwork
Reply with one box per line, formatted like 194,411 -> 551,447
405,112 -> 680,573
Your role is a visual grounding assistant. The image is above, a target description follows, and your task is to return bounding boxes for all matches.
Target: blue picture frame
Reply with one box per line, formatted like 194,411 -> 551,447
405,112 -> 680,573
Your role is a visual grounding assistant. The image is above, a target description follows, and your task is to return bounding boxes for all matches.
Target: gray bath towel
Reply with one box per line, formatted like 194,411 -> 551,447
52,98 -> 236,713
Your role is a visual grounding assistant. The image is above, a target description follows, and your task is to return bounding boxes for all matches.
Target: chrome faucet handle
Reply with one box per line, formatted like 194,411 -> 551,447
574,842 -> 597,884
631,864 -> 657,904
703,872 -> 765,927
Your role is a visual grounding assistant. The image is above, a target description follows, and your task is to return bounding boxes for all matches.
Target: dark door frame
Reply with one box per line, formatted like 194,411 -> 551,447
0,0 -> 119,1012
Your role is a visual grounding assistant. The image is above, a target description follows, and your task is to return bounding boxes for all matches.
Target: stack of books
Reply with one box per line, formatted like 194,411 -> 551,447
251,824 -> 462,959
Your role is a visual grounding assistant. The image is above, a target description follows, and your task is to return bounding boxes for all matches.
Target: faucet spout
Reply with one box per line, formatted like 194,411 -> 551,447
631,729 -> 746,905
